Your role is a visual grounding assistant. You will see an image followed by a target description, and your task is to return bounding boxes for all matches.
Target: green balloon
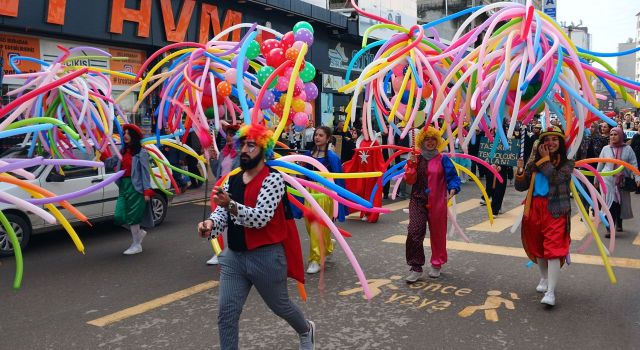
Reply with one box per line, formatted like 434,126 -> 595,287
257,66 -> 278,89
205,107 -> 215,120
522,81 -> 542,101
299,62 -> 316,83
246,40 -> 260,60
419,98 -> 427,110
293,21 -> 314,34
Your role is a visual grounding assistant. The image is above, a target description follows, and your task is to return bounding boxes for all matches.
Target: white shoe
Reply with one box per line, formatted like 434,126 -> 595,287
206,255 -> 219,265
361,216 -> 368,221
536,278 -> 548,293
123,244 -> 142,255
479,199 -> 486,206
405,270 -> 422,283
541,291 -> 555,306
428,266 -> 441,278
306,261 -> 321,274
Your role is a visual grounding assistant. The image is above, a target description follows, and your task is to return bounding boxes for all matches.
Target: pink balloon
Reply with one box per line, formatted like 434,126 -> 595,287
293,112 -> 308,127
275,77 -> 289,92
297,91 -> 307,102
292,41 -> 304,51
223,68 -> 237,84
391,64 -> 406,76
392,76 -> 403,93
304,102 -> 312,115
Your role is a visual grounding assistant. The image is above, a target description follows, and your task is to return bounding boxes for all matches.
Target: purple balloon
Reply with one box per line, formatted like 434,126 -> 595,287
294,28 -> 314,46
304,82 -> 318,100
260,90 -> 276,110
230,56 -> 250,71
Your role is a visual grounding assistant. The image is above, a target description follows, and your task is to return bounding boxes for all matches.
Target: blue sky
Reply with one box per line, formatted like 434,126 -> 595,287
556,0 -> 639,68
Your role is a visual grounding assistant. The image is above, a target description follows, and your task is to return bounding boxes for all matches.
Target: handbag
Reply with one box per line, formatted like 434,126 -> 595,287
621,176 -> 636,192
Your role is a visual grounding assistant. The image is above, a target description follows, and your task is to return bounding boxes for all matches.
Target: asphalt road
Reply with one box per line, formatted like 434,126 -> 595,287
1,182 -> 640,349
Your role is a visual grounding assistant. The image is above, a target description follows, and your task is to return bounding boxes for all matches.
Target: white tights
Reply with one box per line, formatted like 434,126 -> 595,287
538,258 -> 560,293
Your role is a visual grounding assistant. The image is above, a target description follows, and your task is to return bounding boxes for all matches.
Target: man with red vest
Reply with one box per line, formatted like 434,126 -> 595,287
198,124 -> 315,350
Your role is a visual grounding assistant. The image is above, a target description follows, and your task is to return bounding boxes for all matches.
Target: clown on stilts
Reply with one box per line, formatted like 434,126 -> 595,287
403,127 -> 461,282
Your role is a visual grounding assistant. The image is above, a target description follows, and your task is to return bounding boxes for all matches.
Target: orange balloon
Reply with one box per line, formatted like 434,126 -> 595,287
421,82 -> 433,99
217,81 -> 232,97
285,48 -> 300,61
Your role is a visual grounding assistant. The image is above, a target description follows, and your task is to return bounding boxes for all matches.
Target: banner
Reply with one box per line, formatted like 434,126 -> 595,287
0,33 -> 41,77
108,48 -> 146,88
477,137 -> 521,167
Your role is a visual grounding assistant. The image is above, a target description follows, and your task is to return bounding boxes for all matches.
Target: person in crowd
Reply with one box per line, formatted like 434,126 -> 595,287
468,128 -> 482,177
523,123 -> 541,164
515,126 -> 574,307
303,126 -> 348,274
103,124 -> 155,255
597,127 -> 640,235
591,122 -> 611,160
403,127 -> 461,281
161,126 -> 188,193
629,130 -> 640,194
303,124 -> 316,151
206,124 -> 242,266
186,129 -> 203,189
197,124 -> 315,350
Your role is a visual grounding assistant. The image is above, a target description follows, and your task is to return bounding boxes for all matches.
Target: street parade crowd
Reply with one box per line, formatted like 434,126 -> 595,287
1,1 -> 640,349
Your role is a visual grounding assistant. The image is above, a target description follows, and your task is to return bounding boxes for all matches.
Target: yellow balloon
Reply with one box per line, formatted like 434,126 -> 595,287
453,163 -> 494,224
292,98 -> 306,113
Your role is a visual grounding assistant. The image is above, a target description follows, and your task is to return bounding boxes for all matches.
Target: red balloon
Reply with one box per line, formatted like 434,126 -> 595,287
260,39 -> 280,56
266,48 -> 286,67
285,47 -> 300,61
201,94 -> 213,109
271,102 -> 285,116
281,31 -> 295,50
421,82 -> 433,99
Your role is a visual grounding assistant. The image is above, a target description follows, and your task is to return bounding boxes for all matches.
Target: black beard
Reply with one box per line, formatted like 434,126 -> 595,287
240,154 -> 262,170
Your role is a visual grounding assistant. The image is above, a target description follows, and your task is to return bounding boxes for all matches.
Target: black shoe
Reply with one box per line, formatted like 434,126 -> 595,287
616,225 -> 623,232
605,233 -> 611,238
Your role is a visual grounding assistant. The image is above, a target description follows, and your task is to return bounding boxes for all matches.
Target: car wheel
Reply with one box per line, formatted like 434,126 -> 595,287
0,213 -> 31,257
151,193 -> 168,226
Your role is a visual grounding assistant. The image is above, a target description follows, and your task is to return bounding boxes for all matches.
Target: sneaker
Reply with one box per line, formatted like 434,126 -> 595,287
541,291 -> 555,306
306,261 -> 321,274
405,270 -> 422,283
361,216 -> 368,222
299,320 -> 315,350
123,244 -> 142,255
428,266 -> 441,278
479,199 -> 486,206
206,255 -> 219,265
536,278 -> 548,293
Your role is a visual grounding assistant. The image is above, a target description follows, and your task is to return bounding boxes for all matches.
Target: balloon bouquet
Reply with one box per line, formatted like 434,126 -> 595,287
133,21 -> 397,299
342,0 -> 640,283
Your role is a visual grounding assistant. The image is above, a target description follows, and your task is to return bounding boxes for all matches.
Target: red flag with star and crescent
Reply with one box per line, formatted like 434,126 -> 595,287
343,139 -> 386,223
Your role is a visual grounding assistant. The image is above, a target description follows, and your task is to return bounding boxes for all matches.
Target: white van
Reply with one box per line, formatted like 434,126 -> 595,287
0,146 -> 173,256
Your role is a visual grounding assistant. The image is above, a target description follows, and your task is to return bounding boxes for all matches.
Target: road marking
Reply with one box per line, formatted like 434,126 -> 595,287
570,214 -> 590,241
467,206 -> 524,233
634,233 -> 640,246
382,235 -> 640,269
400,198 -> 482,225
87,281 -> 219,327
347,199 -> 410,220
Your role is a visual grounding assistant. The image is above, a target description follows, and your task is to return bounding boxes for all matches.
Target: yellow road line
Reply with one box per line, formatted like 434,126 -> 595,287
467,206 -> 524,233
382,235 -> 640,269
570,214 -> 590,241
633,233 -> 640,246
87,281 -> 219,327
400,198 -> 482,225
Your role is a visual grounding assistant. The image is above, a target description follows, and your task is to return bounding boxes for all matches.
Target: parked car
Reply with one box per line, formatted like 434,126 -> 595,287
0,146 -> 173,256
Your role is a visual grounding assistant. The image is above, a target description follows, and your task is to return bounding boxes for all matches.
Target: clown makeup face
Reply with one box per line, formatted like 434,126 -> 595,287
239,138 -> 262,170
423,137 -> 438,151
